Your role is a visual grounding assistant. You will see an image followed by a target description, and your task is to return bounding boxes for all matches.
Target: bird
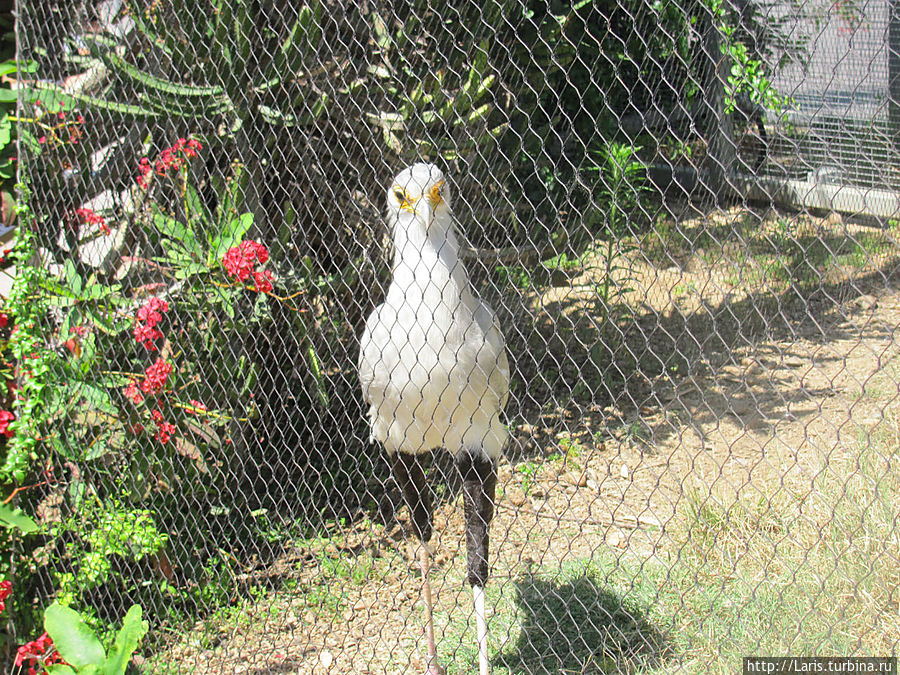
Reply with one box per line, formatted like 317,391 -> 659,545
358,163 -> 510,675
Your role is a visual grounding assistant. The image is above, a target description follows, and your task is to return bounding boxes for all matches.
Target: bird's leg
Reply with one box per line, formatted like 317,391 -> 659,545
391,453 -> 444,675
456,448 -> 497,675
418,540 -> 443,675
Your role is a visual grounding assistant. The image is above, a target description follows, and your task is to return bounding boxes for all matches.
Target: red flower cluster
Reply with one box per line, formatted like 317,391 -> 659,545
137,137 -> 203,187
0,312 -> 9,328
133,296 -> 169,349
16,632 -> 65,675
140,358 -> 173,396
123,381 -> 144,405
223,240 -> 273,293
0,410 -> 14,438
73,207 -> 110,235
0,579 -> 11,613
151,409 -> 177,444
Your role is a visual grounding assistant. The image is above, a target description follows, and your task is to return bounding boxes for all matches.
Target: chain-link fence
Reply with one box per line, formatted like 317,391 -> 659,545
5,0 -> 900,672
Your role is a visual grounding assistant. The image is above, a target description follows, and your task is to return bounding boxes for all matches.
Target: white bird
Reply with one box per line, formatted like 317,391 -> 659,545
358,163 -> 509,675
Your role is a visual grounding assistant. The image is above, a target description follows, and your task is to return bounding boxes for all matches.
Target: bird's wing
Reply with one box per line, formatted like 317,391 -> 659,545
358,302 -> 391,407
474,298 -> 511,410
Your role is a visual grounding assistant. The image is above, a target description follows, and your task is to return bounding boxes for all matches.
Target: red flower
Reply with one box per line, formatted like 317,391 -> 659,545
133,323 -> 163,350
73,208 -> 109,235
0,312 -> 8,328
252,269 -> 273,294
134,296 -> 169,349
137,157 -> 152,188
0,579 -> 11,613
155,420 -> 176,444
138,138 -> 204,187
0,410 -> 14,438
223,240 -> 272,292
151,409 -> 164,424
137,297 -> 169,325
123,382 -> 144,405
15,632 -> 65,674
141,358 -> 173,395
222,247 -> 253,282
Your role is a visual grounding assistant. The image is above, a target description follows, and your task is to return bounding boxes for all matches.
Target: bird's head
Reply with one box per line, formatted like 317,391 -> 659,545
387,163 -> 451,232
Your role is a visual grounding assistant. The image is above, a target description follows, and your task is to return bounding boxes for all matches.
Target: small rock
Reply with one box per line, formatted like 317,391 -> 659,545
783,355 -> 805,368
607,531 -> 627,548
619,464 -> 630,479
567,470 -> 587,487
507,489 -> 527,507
853,294 -> 878,311
320,650 -> 334,668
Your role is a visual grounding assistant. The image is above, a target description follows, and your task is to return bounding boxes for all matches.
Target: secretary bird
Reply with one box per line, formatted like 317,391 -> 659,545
358,163 -> 509,675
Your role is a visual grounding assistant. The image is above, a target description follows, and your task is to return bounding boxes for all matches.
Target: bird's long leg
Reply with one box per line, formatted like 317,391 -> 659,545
456,448 -> 497,675
391,452 -> 444,675
418,540 -> 441,674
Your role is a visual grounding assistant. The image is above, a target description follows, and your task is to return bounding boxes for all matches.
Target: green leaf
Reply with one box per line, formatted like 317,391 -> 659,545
73,382 -> 118,415
83,282 -> 120,301
174,262 -> 208,280
33,82 -> 161,118
44,603 -> 107,668
103,605 -> 148,675
153,213 -> 202,258
210,212 -> 253,259
306,342 -> 329,407
85,308 -> 119,335
184,183 -> 211,232
0,501 -> 38,533
90,44 -> 223,98
47,665 -> 79,674
0,112 -> 10,147
64,260 -> 83,296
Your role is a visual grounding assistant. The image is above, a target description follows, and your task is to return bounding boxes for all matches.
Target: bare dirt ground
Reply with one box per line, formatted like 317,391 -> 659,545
145,206 -> 900,674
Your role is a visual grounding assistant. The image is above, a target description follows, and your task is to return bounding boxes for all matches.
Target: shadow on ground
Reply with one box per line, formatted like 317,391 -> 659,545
495,572 -> 671,674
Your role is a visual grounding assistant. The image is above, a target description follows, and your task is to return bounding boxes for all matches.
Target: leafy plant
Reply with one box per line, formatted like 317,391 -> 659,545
705,0 -> 789,115
587,142 -> 646,334
39,603 -> 147,675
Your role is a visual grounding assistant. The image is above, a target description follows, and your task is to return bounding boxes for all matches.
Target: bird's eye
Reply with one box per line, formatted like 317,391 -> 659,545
394,189 -> 406,203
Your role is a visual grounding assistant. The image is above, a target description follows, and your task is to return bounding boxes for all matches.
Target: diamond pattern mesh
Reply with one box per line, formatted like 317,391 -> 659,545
8,0 -> 900,672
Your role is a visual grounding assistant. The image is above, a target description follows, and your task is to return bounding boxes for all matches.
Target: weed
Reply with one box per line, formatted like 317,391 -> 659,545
516,461 -> 541,496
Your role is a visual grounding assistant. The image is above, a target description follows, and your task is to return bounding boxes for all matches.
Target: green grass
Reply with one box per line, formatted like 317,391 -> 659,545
434,421 -> 899,674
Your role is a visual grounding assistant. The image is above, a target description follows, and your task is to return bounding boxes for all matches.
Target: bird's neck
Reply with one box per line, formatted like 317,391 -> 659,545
390,212 -> 474,312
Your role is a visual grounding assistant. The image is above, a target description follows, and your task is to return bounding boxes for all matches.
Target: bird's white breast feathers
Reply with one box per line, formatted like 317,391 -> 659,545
359,218 -> 509,458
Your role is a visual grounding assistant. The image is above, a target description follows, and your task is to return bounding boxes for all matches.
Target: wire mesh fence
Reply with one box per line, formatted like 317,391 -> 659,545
4,0 -> 900,672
